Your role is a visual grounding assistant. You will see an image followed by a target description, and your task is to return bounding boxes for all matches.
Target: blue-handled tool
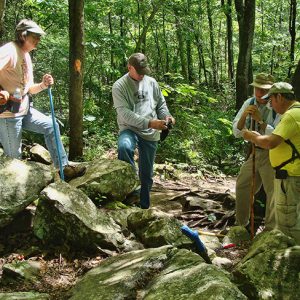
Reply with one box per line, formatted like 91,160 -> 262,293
48,87 -> 64,180
181,225 -> 212,264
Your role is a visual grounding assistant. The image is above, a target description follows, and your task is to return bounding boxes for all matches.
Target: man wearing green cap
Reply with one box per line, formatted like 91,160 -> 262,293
243,82 -> 300,244
0,19 -> 86,181
232,73 -> 280,232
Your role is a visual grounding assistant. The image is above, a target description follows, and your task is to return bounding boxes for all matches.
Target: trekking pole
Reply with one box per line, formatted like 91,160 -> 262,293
249,117 -> 256,239
48,87 -> 64,181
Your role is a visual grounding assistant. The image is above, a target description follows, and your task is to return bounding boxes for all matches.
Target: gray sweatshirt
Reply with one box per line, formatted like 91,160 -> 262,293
112,73 -> 171,141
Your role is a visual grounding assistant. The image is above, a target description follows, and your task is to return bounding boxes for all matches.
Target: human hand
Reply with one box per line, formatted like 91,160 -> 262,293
0,90 -> 10,103
243,105 -> 262,122
166,116 -> 175,126
149,119 -> 168,130
42,74 -> 54,87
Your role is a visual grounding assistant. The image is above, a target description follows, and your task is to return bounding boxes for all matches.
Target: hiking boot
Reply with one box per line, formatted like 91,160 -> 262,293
62,165 -> 86,182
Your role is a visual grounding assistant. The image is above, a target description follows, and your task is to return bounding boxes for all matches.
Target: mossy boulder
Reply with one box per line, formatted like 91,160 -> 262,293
68,246 -> 247,300
127,208 -> 186,247
69,159 -> 138,202
33,181 -> 127,252
0,157 -> 53,228
233,229 -> 299,299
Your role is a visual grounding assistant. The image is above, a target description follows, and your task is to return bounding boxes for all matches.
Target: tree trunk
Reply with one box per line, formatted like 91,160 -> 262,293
68,0 -> 84,160
221,0 -> 234,82
174,7 -> 188,81
206,0 -> 218,86
135,0 -> 164,53
292,59 -> 300,99
288,0 -> 296,78
234,0 -> 256,111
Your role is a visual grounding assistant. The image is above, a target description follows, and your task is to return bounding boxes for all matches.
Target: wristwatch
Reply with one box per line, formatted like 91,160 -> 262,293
258,120 -> 264,125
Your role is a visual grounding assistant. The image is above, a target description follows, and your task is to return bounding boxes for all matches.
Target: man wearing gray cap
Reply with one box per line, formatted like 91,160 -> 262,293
243,82 -> 300,244
112,53 -> 175,209
232,73 -> 280,232
0,19 -> 85,181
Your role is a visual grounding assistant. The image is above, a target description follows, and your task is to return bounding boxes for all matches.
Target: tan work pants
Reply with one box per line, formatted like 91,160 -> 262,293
274,176 -> 300,244
235,149 -> 275,229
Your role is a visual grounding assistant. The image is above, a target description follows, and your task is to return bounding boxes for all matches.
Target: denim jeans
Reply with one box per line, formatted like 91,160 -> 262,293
118,129 -> 157,209
0,107 -> 68,167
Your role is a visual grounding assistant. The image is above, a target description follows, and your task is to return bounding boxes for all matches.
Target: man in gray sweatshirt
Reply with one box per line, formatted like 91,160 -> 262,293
112,53 -> 175,209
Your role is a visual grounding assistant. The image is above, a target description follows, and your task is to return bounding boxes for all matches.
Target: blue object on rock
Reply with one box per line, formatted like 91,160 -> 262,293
181,225 -> 212,264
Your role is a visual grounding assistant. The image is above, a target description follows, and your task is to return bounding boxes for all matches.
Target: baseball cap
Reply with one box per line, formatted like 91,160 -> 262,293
16,19 -> 46,36
250,73 -> 274,89
128,53 -> 150,75
262,82 -> 294,100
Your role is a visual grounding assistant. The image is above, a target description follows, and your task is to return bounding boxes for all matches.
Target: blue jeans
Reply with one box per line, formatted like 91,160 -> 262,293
0,107 -> 68,167
118,129 -> 158,209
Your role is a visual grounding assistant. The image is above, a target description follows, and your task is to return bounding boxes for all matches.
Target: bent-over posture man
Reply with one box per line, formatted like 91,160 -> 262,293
243,82 -> 300,244
232,73 -> 280,230
112,53 -> 175,209
0,19 -> 85,181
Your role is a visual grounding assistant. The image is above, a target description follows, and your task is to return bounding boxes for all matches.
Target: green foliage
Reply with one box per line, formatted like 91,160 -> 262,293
155,75 -> 243,174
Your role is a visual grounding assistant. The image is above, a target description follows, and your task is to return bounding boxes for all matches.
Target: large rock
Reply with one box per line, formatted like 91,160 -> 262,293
33,182 -> 130,252
127,208 -> 186,247
69,159 -> 138,202
0,157 -> 53,228
233,229 -> 299,299
67,246 -> 247,300
0,292 -> 50,299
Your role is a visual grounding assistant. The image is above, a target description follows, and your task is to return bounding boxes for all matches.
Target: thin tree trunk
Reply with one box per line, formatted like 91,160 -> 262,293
224,0 -> 234,82
174,7 -> 188,80
288,0 -> 296,78
206,0 -> 218,86
68,0 -> 84,159
234,0 -> 256,111
162,9 -> 169,73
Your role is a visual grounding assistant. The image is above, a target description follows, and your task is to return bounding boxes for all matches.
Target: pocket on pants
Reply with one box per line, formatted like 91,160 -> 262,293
276,204 -> 297,228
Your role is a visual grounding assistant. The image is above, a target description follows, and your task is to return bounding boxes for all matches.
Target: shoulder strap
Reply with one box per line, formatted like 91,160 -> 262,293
274,105 -> 300,170
274,139 -> 300,170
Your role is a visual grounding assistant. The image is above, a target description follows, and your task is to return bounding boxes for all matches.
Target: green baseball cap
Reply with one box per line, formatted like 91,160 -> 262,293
250,73 -> 274,89
262,82 -> 294,99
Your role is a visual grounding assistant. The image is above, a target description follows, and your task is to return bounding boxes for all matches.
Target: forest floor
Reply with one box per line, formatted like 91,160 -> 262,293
0,169 -> 252,299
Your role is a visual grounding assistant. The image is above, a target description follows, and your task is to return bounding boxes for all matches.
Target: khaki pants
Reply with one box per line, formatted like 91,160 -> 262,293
274,176 -> 300,244
235,149 -> 275,229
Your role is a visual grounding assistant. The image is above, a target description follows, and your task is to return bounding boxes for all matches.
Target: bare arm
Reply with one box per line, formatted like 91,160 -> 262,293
242,129 -> 283,149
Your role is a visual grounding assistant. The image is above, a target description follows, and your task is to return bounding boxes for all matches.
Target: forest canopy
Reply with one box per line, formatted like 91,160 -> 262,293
0,0 -> 299,174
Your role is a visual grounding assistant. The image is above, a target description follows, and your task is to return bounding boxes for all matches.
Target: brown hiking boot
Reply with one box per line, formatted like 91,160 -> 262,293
62,165 -> 86,182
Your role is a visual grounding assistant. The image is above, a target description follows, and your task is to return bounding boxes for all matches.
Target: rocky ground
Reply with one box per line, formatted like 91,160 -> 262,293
0,167 -> 251,299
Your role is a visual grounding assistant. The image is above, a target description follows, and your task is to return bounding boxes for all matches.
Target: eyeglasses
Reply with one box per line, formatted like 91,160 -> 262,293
27,32 -> 41,40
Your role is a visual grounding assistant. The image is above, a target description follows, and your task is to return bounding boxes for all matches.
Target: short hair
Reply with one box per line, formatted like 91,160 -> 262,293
273,93 -> 295,101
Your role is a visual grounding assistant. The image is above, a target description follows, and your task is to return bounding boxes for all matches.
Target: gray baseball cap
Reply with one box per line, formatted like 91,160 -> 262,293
16,19 -> 46,35
262,82 -> 294,99
128,53 -> 150,75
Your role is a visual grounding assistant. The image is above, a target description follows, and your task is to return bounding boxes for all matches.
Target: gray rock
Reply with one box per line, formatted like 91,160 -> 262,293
0,292 -> 50,299
33,181 -> 127,252
29,144 -> 52,165
0,157 -> 53,228
143,248 -> 247,300
2,260 -> 41,284
68,247 -> 247,300
222,225 -> 250,245
127,208 -> 186,247
212,256 -> 233,269
233,229 -> 299,299
69,159 -> 138,202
